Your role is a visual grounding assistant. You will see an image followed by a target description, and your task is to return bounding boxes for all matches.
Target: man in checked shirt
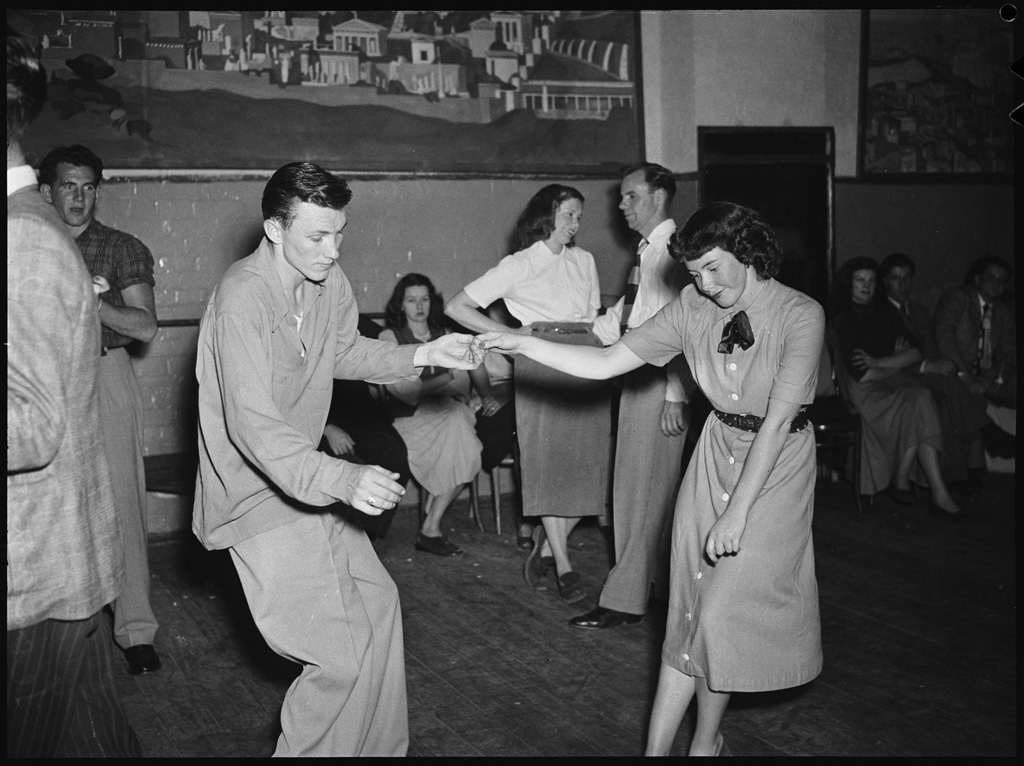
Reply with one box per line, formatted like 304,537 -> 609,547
39,144 -> 162,677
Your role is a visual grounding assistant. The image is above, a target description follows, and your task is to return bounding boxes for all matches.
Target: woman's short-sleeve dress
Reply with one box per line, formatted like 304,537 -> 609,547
622,279 -> 825,692
464,242 -> 611,518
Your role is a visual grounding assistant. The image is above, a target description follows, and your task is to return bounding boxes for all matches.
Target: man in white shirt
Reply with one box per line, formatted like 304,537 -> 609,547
581,163 -> 693,630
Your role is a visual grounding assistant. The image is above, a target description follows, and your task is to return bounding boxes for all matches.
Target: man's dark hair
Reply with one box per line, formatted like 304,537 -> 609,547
38,144 -> 104,187
964,255 -> 1012,285
879,252 -> 916,279
620,161 -> 676,205
262,162 -> 353,228
7,25 -> 47,141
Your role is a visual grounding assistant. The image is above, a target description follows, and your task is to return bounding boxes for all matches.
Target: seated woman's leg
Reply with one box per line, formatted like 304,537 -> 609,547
917,444 -> 962,515
894,446 -> 917,491
420,485 -> 461,539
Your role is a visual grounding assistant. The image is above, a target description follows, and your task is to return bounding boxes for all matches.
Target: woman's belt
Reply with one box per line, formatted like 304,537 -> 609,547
714,407 -> 809,433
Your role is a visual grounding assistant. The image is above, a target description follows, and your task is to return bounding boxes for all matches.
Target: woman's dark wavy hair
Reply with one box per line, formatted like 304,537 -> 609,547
511,184 -> 584,252
262,162 -> 352,228
669,202 -> 782,280
829,256 -> 881,319
384,273 -> 446,335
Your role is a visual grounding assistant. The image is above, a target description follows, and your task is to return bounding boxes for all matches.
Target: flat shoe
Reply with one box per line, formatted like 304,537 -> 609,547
516,534 -> 534,550
556,571 -> 587,604
125,644 -> 162,675
569,606 -> 642,630
415,532 -> 463,556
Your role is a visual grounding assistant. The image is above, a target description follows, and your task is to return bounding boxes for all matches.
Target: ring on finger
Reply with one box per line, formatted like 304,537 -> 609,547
367,496 -> 376,506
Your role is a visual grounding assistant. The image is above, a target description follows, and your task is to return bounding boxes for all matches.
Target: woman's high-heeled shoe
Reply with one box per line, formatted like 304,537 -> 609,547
929,500 -> 962,521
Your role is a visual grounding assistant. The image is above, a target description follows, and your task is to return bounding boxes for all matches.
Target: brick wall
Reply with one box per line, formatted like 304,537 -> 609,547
96,176 -> 636,457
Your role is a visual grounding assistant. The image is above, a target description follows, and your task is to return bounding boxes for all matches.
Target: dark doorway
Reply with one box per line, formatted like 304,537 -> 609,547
698,127 -> 835,309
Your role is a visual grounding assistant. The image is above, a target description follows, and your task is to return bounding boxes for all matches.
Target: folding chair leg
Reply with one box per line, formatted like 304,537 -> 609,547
489,467 -> 502,536
468,480 -> 484,533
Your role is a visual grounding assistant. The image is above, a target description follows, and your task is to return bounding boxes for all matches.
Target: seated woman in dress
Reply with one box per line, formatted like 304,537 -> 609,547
380,274 -> 483,556
445,184 -> 612,604
830,257 -> 962,518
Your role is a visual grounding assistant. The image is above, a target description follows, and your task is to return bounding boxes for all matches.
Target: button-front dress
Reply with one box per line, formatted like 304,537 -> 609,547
622,278 -> 825,692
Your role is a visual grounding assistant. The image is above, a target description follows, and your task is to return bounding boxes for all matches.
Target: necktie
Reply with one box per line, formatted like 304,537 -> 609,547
975,303 -> 992,373
718,310 -> 755,354
902,302 -> 910,319
619,238 -> 645,335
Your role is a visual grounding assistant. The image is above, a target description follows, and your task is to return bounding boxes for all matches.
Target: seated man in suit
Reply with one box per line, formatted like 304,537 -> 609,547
935,256 -> 1015,408
321,314 -> 412,545
933,255 -> 1016,473
879,253 -> 992,494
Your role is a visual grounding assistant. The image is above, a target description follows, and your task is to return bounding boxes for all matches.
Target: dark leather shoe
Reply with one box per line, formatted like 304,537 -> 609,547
569,606 -> 641,630
887,485 -> 915,505
125,644 -> 162,675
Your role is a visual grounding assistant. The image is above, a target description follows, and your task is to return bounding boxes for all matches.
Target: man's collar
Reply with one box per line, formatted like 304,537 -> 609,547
7,165 -> 37,198
644,218 -> 676,247
253,237 -> 325,330
887,296 -> 902,310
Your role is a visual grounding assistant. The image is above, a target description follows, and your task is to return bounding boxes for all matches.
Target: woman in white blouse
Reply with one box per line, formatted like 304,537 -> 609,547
446,185 -> 612,604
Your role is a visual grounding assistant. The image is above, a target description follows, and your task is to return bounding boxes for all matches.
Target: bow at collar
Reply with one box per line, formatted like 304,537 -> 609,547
718,310 -> 754,354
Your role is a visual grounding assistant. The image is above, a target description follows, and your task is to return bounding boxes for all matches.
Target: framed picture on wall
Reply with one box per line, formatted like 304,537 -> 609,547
9,9 -> 644,176
858,8 -> 1014,178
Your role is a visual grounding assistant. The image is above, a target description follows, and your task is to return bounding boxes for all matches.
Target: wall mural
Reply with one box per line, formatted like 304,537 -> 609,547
860,8 -> 1014,177
8,9 -> 643,175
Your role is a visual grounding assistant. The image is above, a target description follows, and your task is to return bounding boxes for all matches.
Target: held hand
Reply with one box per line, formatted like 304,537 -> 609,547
475,331 -> 526,355
347,464 -> 405,516
894,335 -> 911,353
421,333 -> 483,370
480,395 -> 503,417
706,508 -> 747,563
851,348 -> 875,371
660,401 -> 688,437
323,424 -> 356,457
92,275 -> 110,297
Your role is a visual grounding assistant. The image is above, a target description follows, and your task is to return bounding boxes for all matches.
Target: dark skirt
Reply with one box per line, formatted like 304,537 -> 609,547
513,323 -> 612,518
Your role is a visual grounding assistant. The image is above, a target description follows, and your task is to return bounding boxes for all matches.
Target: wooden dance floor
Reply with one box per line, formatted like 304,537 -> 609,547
115,472 -> 1016,757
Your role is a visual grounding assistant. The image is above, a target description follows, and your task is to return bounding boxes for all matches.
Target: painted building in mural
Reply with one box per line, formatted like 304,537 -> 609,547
16,9 -> 635,124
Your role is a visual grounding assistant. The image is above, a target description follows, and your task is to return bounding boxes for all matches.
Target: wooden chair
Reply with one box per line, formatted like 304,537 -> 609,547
806,340 -> 864,513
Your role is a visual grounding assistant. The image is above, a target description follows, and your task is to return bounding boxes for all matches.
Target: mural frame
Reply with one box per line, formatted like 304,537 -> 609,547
9,9 -> 645,178
857,8 -> 1014,181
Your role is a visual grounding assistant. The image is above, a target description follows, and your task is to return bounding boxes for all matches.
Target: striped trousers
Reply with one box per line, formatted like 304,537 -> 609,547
7,610 -> 141,757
